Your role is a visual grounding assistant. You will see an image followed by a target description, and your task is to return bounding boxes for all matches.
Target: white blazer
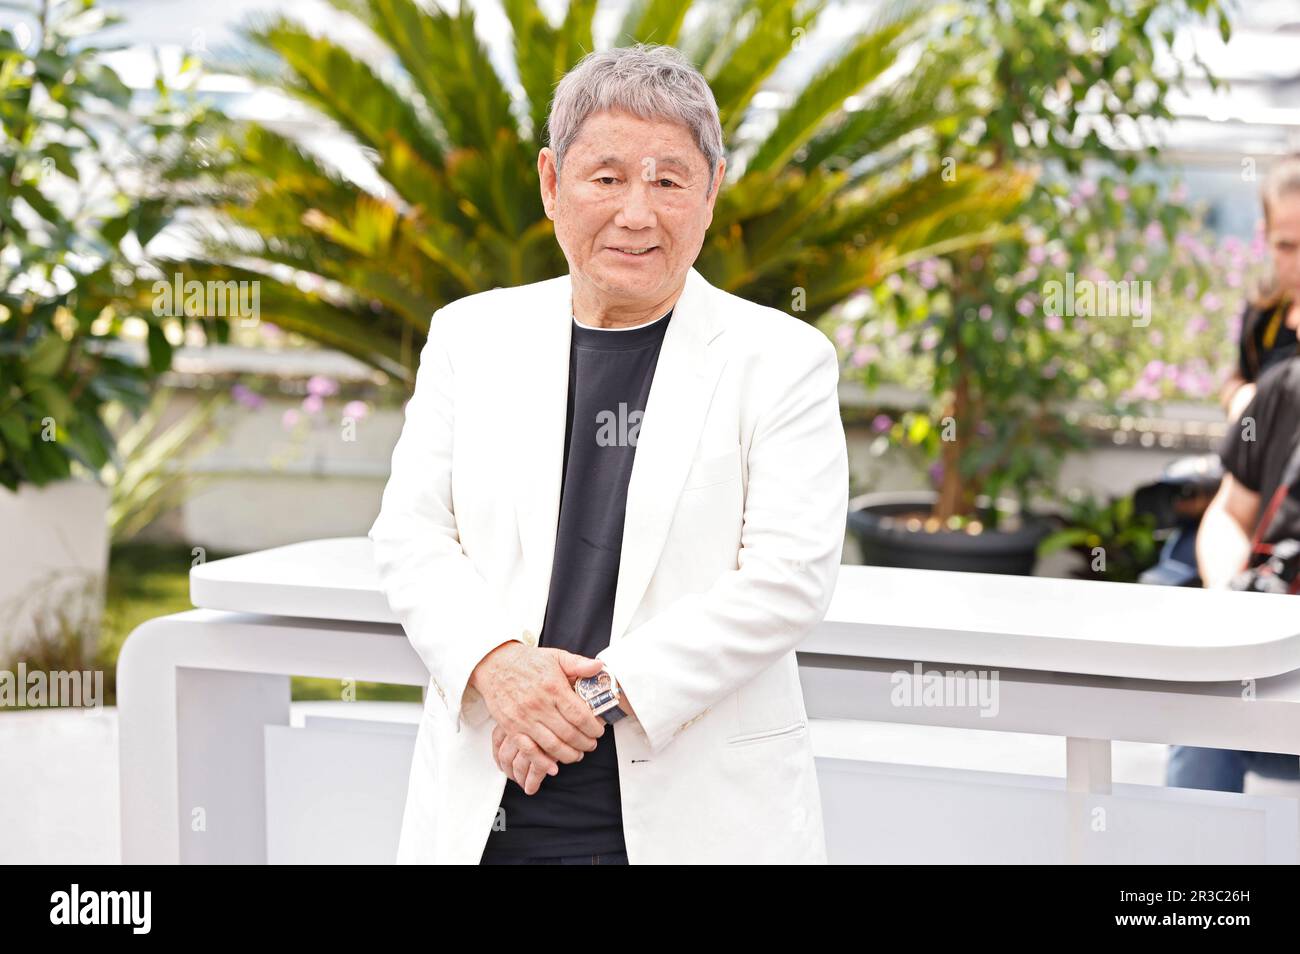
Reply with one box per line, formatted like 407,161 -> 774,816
368,265 -> 848,864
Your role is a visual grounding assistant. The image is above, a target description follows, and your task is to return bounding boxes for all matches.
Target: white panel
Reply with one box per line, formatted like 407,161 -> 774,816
264,723 -> 416,864
818,757 -> 1299,864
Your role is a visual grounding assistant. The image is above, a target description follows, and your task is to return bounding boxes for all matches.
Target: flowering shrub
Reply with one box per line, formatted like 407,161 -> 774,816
830,174 -> 1258,515
228,369 -> 370,450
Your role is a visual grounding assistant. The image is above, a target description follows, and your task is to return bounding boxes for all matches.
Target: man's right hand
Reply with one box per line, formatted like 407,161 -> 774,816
469,642 -> 606,782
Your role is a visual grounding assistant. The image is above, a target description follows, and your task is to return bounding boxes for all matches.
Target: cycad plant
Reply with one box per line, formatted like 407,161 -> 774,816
167,0 -> 1031,385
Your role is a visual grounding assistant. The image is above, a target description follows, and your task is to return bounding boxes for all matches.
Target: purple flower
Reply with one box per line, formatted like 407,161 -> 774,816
1124,380 -> 1162,402
872,414 -> 892,433
306,375 -> 339,398
231,383 -> 265,410
343,400 -> 369,421
851,344 -> 879,367
302,393 -> 324,415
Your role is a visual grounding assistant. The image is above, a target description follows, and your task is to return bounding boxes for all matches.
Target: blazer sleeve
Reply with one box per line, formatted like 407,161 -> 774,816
368,306 -> 522,732
596,333 -> 848,754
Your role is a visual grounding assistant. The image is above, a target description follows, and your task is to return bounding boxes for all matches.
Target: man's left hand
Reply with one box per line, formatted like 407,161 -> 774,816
491,679 -> 637,792
491,720 -> 575,794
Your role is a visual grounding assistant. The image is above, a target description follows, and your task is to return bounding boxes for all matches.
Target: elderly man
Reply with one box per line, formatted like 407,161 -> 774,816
368,43 -> 848,865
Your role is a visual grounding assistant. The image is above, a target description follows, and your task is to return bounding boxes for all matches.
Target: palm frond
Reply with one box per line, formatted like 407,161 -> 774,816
746,0 -> 925,174
613,0 -> 694,47
706,0 -> 827,140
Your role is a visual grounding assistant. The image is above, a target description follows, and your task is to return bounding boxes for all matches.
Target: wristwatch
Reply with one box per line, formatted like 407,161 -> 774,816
575,668 -> 626,723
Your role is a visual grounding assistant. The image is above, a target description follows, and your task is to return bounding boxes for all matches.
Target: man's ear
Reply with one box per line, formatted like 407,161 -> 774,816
705,157 -> 726,227
539,147 -> 558,220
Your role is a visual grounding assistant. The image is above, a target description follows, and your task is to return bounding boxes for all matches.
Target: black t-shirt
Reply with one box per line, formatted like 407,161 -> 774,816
1218,356 -> 1300,556
480,307 -> 672,860
1236,300 -> 1297,383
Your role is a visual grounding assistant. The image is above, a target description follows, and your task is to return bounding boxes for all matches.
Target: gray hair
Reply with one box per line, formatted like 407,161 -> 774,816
545,43 -> 725,194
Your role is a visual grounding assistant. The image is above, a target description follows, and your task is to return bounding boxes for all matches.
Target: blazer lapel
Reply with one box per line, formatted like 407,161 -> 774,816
512,267 -> 727,643
611,268 -> 726,642
513,272 -> 574,637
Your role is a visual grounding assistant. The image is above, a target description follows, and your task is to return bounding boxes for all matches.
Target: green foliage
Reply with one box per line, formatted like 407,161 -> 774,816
934,0 -> 1231,174
831,0 -> 1231,521
844,175 -> 1216,509
1038,491 -> 1160,583
168,0 -> 1032,386
0,0 -> 209,490
101,387 -> 230,543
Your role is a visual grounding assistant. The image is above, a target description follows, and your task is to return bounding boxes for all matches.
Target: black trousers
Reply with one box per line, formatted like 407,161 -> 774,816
479,847 -> 629,865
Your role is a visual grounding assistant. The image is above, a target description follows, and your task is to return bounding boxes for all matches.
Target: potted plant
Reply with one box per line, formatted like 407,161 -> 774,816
0,0 -> 205,663
839,0 -> 1230,574
1038,491 -> 1161,583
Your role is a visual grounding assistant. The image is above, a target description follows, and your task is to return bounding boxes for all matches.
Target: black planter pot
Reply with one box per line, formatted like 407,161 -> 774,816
847,491 -> 1054,576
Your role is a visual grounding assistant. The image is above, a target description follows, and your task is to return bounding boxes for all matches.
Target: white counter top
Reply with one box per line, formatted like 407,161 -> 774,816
189,536 -> 1300,683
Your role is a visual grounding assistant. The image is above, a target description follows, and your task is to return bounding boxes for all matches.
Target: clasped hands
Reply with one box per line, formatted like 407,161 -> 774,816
468,641 -> 635,795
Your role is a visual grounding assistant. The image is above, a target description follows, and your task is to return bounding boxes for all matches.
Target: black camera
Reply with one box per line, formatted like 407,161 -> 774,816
1230,539 -> 1300,594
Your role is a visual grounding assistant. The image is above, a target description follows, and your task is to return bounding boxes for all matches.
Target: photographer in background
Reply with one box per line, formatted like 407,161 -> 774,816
1165,355 -> 1300,791
1219,154 -> 1300,422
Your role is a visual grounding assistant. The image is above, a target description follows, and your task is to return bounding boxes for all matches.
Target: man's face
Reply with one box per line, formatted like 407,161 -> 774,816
1267,193 -> 1300,294
540,108 -> 723,309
